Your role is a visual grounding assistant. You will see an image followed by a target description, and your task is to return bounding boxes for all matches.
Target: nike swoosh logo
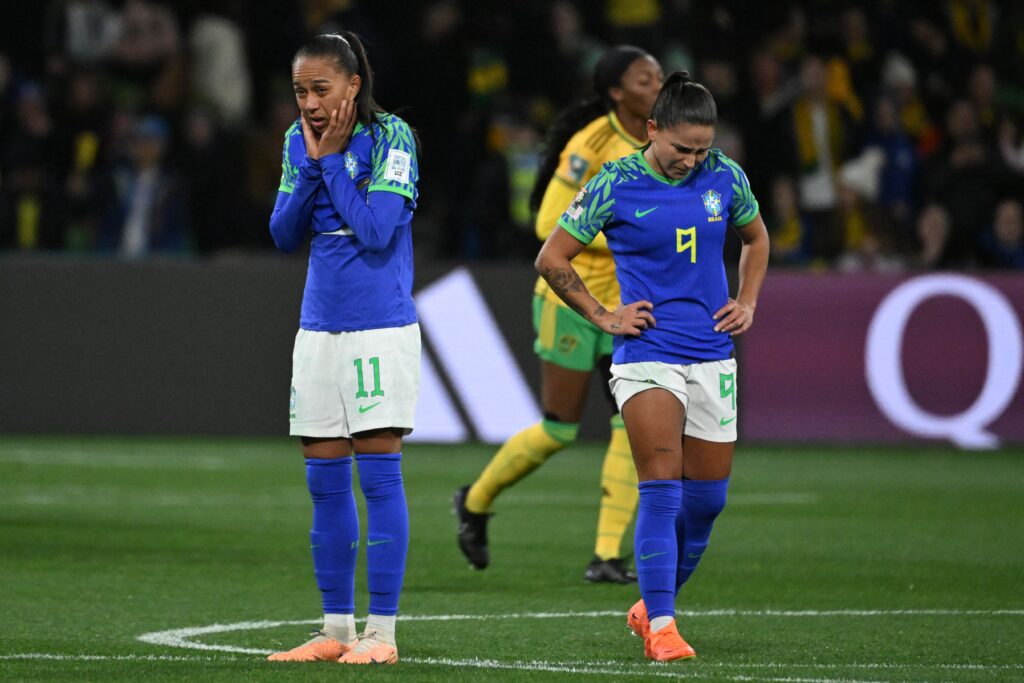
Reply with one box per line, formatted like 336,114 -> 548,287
318,226 -> 354,236
640,551 -> 667,560
358,402 -> 382,414
634,207 -> 659,218
367,538 -> 393,547
688,552 -> 703,559
720,416 -> 736,426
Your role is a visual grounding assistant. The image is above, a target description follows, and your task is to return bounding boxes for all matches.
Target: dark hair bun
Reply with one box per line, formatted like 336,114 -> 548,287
666,70 -> 692,86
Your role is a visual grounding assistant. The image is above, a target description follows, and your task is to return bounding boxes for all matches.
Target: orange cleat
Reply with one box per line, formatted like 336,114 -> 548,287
338,631 -> 398,665
646,620 -> 696,662
627,598 -> 650,641
267,631 -> 354,662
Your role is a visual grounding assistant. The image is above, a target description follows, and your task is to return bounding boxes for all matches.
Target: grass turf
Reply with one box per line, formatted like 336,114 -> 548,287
1,436 -> 1022,682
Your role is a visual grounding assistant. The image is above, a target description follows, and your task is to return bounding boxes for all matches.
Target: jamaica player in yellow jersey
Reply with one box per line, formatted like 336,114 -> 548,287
454,46 -> 663,582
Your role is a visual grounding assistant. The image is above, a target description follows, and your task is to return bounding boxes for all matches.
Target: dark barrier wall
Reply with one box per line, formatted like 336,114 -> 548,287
0,258 -> 609,440
2,259 -> 1022,448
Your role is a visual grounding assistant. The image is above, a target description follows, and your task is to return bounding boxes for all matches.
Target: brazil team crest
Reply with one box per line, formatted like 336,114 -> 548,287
344,151 -> 358,178
702,189 -> 722,217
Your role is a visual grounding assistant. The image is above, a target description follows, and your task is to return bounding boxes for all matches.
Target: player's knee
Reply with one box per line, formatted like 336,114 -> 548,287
301,436 -> 351,459
540,416 -> 579,445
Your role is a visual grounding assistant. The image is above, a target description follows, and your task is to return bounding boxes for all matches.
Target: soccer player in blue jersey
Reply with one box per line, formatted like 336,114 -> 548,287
536,71 -> 770,662
266,32 -> 419,666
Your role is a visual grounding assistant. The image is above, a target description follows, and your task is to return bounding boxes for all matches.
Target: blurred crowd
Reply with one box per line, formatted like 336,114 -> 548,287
1,0 -> 1023,270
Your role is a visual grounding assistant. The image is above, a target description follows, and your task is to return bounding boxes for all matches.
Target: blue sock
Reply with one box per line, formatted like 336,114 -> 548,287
675,477 -> 729,593
306,457 -> 358,614
635,480 -> 682,620
356,453 -> 409,617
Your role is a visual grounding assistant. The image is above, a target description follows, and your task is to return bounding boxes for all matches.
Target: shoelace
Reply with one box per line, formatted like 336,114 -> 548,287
348,630 -> 383,654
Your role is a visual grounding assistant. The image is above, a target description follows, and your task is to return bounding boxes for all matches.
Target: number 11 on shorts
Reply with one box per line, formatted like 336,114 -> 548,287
354,356 -> 385,399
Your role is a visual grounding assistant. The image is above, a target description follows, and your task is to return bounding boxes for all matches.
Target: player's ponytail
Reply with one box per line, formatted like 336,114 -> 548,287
529,45 -> 652,211
293,32 -> 384,130
650,70 -> 717,130
338,30 -> 385,129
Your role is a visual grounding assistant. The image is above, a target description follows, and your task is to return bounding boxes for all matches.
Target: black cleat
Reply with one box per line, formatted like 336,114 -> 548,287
452,485 -> 492,569
583,555 -> 638,584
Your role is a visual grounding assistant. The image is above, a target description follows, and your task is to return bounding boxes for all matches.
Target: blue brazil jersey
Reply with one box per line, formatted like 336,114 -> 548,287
278,113 -> 419,332
558,150 -> 759,365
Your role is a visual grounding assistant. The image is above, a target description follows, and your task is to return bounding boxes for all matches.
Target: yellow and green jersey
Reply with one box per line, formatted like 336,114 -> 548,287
533,111 -> 643,312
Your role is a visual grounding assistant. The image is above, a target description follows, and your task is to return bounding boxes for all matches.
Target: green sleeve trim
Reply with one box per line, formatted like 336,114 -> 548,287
732,200 -> 760,227
367,183 -> 415,200
541,419 -> 579,444
557,218 -> 594,245
278,183 -> 293,194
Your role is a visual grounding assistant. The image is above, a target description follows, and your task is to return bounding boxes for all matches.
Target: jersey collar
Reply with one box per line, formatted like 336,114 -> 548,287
608,111 -> 644,148
635,151 -> 689,186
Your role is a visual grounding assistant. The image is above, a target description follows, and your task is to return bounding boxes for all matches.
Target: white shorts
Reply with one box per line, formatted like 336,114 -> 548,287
609,359 -> 738,443
289,324 -> 421,438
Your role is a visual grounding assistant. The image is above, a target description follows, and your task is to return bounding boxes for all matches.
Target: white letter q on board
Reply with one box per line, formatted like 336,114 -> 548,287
865,274 -> 1023,449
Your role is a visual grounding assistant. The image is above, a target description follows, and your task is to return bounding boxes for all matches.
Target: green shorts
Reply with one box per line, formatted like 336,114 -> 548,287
532,295 -> 614,371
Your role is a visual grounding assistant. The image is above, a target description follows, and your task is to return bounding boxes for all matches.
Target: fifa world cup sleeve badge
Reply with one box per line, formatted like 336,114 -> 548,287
567,188 -> 588,220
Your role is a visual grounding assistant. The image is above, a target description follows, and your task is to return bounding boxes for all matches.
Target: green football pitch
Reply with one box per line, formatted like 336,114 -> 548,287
1,436 -> 1022,682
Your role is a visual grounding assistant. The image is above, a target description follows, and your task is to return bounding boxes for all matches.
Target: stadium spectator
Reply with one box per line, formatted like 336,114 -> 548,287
978,198 -> 1024,268
866,94 -> 918,237
56,69 -> 110,250
767,175 -> 807,263
922,99 -> 1003,266
266,32 -> 419,667
789,54 -> 852,263
535,70 -> 769,662
106,0 -> 185,114
913,202 -> 955,269
998,116 -> 1024,175
180,107 -> 243,253
186,6 -> 251,125
454,45 -> 664,584
838,7 -> 882,100
97,115 -> 189,257
0,144 -> 66,250
834,149 -> 905,273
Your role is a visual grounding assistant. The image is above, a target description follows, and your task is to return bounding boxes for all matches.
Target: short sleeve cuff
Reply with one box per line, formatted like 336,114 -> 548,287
557,218 -> 594,245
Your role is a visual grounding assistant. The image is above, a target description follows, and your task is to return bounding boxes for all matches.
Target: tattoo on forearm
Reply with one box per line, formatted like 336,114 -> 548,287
542,266 -> 584,294
541,265 -> 591,318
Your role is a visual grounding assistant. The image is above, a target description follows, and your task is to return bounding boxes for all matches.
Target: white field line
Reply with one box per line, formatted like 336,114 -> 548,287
6,490 -> 297,509
6,652 -> 1022,674
0,449 -> 240,470
137,609 -> 1024,649
4,655 -> 1019,679
0,654 -> 883,683
0,654 -> 246,662
134,610 -> 1024,676
136,608 -> 1024,653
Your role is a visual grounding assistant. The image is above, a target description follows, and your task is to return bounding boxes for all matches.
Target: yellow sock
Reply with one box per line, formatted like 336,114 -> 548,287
465,420 -> 575,514
594,416 -> 638,560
